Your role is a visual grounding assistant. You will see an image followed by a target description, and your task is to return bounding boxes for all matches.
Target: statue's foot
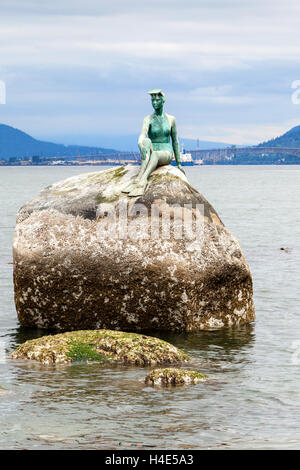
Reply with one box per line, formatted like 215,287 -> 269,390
122,185 -> 133,194
122,179 -> 137,193
128,181 -> 147,197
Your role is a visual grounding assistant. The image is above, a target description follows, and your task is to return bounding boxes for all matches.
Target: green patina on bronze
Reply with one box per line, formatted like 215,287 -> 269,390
10,329 -> 190,365
122,89 -> 184,197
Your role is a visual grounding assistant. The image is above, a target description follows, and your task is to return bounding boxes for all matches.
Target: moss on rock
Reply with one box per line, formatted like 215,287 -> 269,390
10,329 -> 190,366
94,193 -> 123,204
150,172 -> 182,185
145,368 -> 207,386
66,341 -> 108,362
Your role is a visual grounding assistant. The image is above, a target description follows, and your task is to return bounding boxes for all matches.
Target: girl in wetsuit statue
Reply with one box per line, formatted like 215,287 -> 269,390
123,89 -> 184,197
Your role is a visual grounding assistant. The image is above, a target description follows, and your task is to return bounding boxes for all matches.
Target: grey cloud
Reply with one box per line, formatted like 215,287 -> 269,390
1,0 -> 300,145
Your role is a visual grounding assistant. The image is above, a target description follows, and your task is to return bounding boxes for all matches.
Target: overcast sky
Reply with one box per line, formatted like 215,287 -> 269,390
1,0 -> 300,147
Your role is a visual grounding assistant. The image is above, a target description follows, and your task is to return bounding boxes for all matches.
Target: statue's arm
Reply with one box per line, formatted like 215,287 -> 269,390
138,116 -> 150,150
170,117 -> 183,171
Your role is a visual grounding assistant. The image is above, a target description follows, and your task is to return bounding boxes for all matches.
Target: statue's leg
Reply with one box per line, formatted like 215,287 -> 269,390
136,138 -> 153,180
122,140 -> 151,193
127,154 -> 153,197
139,150 -> 172,184
128,151 -> 171,197
136,149 -> 150,182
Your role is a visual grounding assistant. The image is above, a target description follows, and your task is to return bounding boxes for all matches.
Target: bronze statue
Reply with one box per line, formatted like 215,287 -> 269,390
123,89 -> 184,196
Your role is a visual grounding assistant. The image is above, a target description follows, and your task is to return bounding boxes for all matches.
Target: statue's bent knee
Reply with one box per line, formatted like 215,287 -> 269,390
139,138 -> 152,160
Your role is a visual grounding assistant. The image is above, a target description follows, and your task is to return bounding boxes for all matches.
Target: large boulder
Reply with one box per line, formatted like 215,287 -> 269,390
13,164 -> 255,331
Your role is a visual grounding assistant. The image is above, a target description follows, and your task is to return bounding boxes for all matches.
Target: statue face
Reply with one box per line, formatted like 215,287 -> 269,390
151,93 -> 164,111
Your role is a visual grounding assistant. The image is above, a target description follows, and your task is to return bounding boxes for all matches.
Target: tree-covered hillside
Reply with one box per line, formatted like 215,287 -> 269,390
0,124 -> 117,159
259,125 -> 300,148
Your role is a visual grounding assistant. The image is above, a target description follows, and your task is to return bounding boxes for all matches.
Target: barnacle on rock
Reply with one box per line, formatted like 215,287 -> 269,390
10,330 -> 190,366
145,368 -> 207,386
14,164 -> 255,331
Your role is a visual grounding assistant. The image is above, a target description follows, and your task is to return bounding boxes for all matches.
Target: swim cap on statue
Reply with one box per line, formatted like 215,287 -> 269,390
148,89 -> 165,98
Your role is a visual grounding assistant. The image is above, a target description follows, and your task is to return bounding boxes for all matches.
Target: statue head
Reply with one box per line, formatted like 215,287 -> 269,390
148,89 -> 165,111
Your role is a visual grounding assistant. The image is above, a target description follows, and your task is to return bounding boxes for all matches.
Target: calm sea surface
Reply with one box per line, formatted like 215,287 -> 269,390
0,165 -> 299,449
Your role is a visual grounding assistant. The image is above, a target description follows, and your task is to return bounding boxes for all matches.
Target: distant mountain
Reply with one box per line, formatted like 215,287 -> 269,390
259,125 -> 300,148
0,124 -> 117,160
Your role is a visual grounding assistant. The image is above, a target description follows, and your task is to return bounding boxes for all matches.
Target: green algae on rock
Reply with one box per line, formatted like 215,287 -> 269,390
145,368 -> 207,386
10,330 -> 190,366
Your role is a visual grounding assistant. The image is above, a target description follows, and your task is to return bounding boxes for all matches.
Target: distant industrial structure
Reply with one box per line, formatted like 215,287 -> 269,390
189,146 -> 300,164
1,146 -> 300,166
36,146 -> 300,165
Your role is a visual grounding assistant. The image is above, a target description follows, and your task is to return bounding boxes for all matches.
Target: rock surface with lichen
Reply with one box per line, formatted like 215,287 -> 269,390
10,329 -> 189,365
13,164 -> 255,331
145,368 -> 207,386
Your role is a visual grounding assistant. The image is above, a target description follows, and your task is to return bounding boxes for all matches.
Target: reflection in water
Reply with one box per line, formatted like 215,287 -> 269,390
152,323 -> 256,354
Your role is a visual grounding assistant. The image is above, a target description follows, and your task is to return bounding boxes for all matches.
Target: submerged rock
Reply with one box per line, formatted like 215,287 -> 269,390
13,164 -> 255,331
145,368 -> 207,386
10,329 -> 190,365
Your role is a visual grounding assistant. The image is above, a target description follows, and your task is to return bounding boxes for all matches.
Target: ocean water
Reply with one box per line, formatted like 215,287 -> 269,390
0,165 -> 299,450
